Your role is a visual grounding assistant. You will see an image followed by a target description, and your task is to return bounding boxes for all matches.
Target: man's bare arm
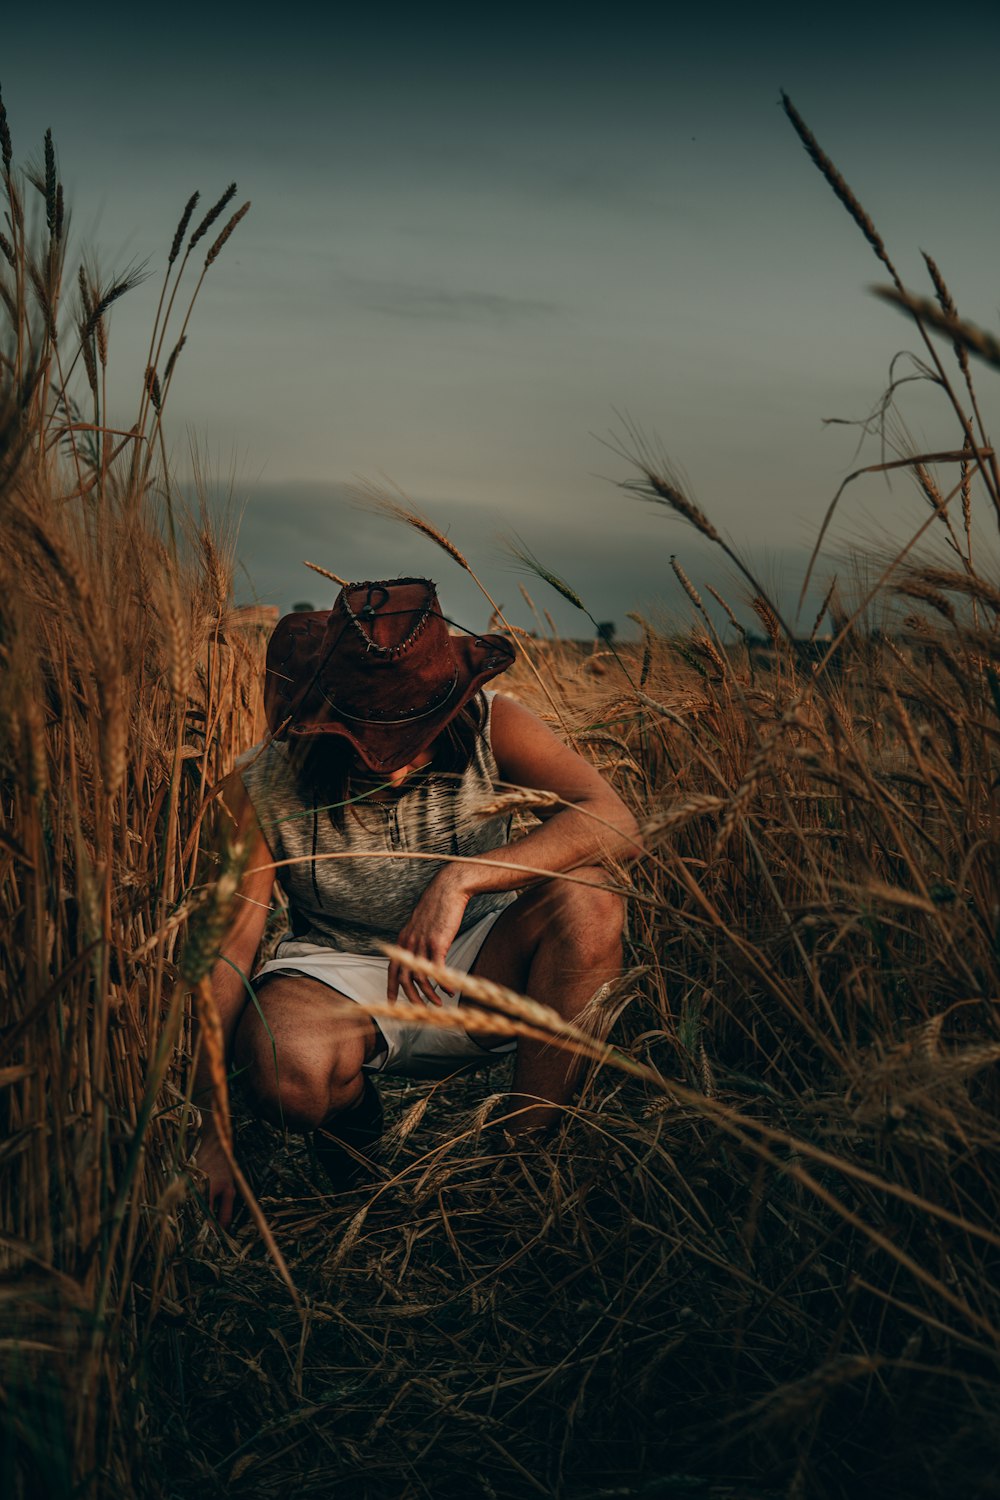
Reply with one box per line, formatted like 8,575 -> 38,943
388,694 -> 641,1004
461,692 -> 641,891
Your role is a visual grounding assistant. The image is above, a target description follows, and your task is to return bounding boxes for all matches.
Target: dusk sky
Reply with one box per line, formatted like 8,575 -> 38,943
6,5 -> 1000,633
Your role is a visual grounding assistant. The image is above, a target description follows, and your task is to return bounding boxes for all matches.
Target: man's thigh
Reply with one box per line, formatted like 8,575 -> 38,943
234,973 -> 380,1075
463,894 -> 541,1049
467,885 -> 553,991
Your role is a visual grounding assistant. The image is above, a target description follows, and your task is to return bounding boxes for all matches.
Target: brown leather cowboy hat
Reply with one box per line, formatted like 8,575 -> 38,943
263,578 -> 515,771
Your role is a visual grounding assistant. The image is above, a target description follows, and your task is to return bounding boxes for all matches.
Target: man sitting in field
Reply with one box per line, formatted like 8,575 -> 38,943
195,577 -> 639,1226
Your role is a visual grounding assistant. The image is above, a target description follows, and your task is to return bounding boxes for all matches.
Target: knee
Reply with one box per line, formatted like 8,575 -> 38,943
237,1037 -> 325,1129
234,1015 -> 364,1131
541,869 -> 625,962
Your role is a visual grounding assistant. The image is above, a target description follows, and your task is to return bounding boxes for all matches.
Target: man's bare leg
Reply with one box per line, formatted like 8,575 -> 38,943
233,975 -> 380,1129
233,866 -> 624,1146
468,867 -> 624,1137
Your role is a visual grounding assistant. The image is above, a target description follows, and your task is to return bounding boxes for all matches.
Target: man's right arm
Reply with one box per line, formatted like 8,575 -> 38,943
193,774 -> 275,1228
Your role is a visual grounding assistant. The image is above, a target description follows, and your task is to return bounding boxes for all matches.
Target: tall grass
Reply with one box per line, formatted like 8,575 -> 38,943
2,94 -> 999,1499
0,102 -> 259,1494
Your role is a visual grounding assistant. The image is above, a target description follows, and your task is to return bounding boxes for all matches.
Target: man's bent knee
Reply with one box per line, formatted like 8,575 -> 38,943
233,980 -> 368,1130
239,1048 -> 366,1131
489,869 -> 624,979
541,868 -> 624,954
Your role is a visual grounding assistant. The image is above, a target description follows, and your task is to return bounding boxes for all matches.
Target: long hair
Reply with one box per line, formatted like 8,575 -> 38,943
287,693 -> 488,832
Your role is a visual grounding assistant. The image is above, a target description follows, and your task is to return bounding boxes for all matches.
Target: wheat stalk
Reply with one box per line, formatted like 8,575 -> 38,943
168,191 -> 200,266
303,559 -> 348,587
781,93 -> 890,268
204,202 -> 250,267
875,283 -> 1000,370
0,84 -> 12,173
187,183 -> 237,253
376,946 -> 651,1082
750,595 -> 781,645
473,787 -> 563,816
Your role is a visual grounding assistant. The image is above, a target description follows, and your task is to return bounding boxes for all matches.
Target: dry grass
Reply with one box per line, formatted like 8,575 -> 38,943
2,94 -> 1000,1500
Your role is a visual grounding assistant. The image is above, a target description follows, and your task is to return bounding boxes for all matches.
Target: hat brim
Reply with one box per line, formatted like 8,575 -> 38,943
283,633 -> 514,771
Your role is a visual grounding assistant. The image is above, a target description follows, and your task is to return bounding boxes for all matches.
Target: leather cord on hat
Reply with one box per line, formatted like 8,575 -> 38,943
356,584 -> 390,625
319,667 -> 459,725
319,609 -> 512,690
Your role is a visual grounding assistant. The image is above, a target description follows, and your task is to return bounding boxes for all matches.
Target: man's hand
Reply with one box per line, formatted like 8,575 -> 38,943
388,867 -> 471,1006
194,1120 -> 239,1230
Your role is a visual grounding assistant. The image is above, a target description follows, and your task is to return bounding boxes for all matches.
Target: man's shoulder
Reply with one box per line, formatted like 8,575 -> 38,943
235,739 -> 294,800
234,739 -> 270,772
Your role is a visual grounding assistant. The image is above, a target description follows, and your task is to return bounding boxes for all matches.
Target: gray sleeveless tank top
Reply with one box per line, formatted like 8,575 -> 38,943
238,691 -> 517,956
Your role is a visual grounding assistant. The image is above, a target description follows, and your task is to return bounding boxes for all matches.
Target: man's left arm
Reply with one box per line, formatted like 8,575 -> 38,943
389,694 -> 641,1004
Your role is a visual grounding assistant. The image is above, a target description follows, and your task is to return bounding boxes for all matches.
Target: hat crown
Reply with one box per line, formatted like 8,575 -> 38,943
340,579 -> 436,657
263,576 -> 514,770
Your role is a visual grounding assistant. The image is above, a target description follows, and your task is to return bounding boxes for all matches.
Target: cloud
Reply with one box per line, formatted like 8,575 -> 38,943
207,480 -> 823,637
340,276 -> 561,325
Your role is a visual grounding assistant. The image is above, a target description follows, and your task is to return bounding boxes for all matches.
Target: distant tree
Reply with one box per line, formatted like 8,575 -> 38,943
292,601 -> 315,613
596,621 -> 616,643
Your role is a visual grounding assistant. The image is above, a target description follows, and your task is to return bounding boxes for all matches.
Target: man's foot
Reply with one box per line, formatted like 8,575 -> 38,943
311,1075 -> 384,1192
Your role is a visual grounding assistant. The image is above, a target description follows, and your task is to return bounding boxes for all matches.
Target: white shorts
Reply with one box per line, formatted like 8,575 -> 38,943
252,909 -> 517,1080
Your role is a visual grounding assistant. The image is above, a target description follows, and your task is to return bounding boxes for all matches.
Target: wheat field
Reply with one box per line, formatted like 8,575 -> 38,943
2,90 -> 999,1499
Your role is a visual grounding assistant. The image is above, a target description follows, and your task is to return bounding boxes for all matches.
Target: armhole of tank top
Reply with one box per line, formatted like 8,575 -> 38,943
480,690 -> 503,785
237,742 -> 282,861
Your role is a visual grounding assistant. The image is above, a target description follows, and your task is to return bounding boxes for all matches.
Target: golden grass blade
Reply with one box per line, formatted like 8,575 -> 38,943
193,977 -> 233,1150
303,559 -> 348,587
875,285 -> 1000,371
